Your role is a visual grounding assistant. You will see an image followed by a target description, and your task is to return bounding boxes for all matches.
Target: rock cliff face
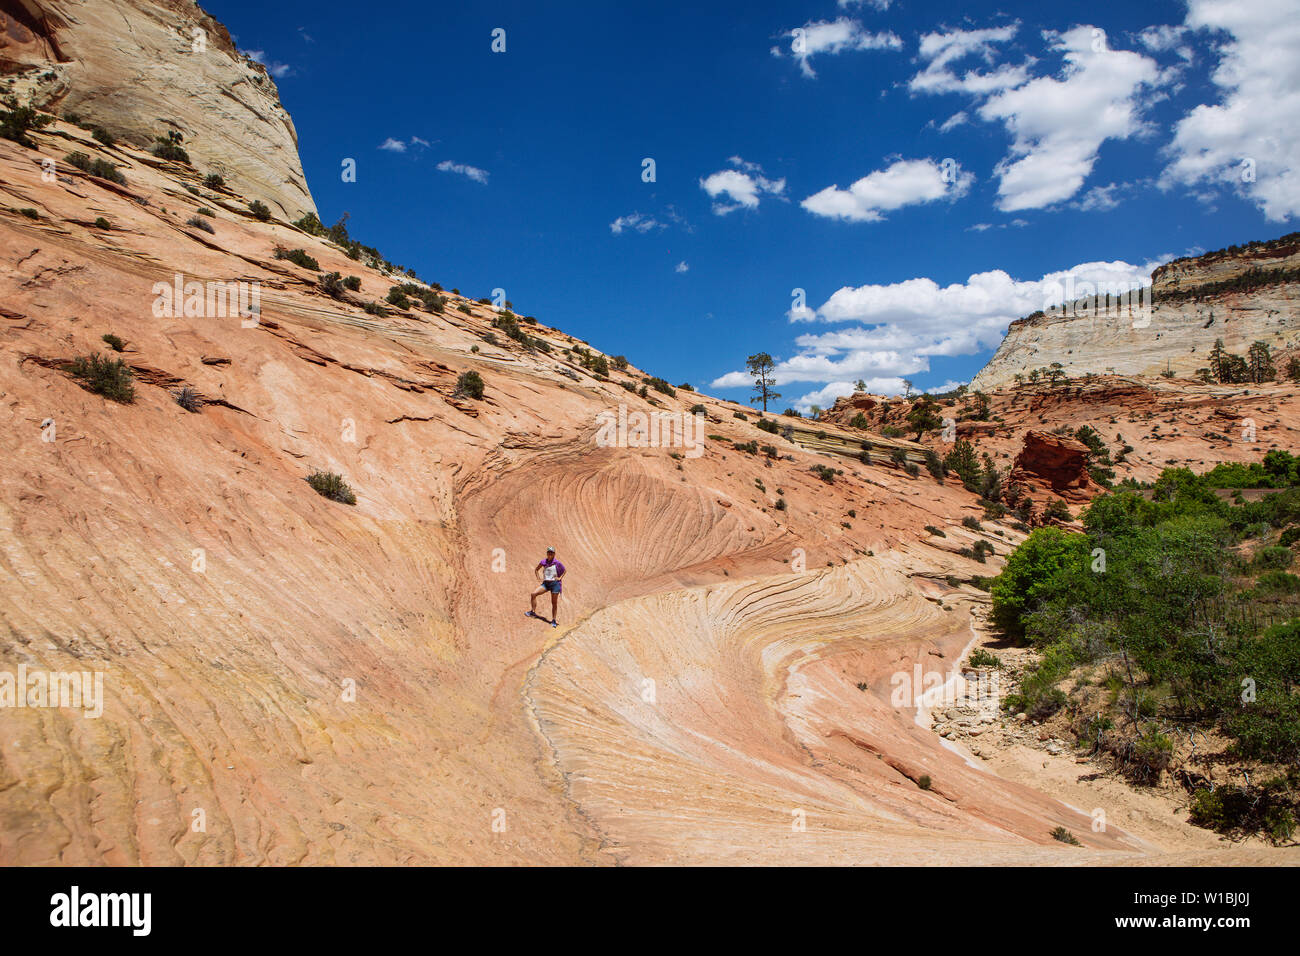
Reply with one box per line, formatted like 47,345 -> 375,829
971,235 -> 1300,390
1009,430 -> 1092,503
0,0 -> 315,220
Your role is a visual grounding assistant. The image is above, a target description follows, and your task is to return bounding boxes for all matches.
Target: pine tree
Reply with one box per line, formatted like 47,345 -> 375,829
1247,341 -> 1275,383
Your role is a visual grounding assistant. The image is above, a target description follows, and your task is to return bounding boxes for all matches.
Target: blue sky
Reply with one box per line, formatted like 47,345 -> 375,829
208,0 -> 1299,409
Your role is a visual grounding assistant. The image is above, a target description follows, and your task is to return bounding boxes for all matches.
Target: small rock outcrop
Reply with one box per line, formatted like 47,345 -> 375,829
1010,430 -> 1092,499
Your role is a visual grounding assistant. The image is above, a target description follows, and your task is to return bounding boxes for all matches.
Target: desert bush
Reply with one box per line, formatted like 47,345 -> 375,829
0,97 -> 53,145
343,275 -> 362,292
65,151 -> 126,185
186,215 -> 214,234
318,272 -> 346,298
1254,545 -> 1293,571
203,173 -> 225,188
172,386 -> 203,412
248,200 -> 272,221
968,648 -> 1000,668
274,247 -> 320,270
101,333 -> 125,351
1051,827 -> 1081,845
63,353 -> 135,403
150,133 -> 190,164
307,471 -> 356,505
456,370 -> 485,399
94,217 -> 111,229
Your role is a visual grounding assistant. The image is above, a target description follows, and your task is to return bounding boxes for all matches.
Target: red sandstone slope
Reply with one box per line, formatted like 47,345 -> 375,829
0,117 -> 1296,865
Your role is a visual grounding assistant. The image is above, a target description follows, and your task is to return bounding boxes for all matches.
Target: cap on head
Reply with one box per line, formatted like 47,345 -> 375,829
546,546 -> 556,553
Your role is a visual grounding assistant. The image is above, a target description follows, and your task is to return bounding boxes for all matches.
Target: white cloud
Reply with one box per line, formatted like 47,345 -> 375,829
675,261 -> 690,273
926,380 -> 968,395
712,256 -> 1170,401
801,158 -> 973,222
1074,183 -> 1122,211
910,25 -> 1027,95
436,160 -> 489,184
1162,0 -> 1300,221
977,26 -> 1161,211
610,212 -> 663,234
838,0 -> 891,10
243,49 -> 293,78
910,24 -> 1162,211
1138,24 -> 1192,59
379,136 -> 432,153
774,17 -> 902,78
699,158 -> 786,214
938,111 -> 968,132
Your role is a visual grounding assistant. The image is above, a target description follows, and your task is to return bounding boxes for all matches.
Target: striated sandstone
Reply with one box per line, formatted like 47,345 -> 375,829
971,235 -> 1300,391
0,0 -> 315,220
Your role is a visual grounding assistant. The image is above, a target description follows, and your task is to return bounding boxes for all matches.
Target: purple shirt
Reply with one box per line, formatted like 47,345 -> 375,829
540,557 -> 565,581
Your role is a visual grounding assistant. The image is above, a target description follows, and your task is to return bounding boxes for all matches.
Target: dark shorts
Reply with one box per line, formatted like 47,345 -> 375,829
543,579 -> 562,594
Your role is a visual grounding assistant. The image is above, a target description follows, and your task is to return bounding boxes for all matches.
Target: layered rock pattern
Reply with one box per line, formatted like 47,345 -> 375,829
0,0 -> 316,220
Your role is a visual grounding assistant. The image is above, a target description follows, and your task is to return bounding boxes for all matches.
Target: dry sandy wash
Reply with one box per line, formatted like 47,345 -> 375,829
0,124 -> 1294,865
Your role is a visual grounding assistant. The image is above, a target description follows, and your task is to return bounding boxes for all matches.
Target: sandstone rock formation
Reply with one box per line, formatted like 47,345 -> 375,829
1009,430 -> 1092,502
971,235 -> 1300,390
0,0 -> 315,220
1,20 -> 1298,862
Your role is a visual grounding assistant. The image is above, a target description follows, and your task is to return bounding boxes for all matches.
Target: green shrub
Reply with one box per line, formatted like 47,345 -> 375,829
17,207 -> 38,219
1051,827 -> 1081,846
774,497 -> 787,512
809,464 -> 837,484
917,775 -> 932,791
186,215 -> 214,234
274,247 -> 320,271
962,516 -> 983,531
306,471 -> 356,505
1190,783 -> 1296,843
65,151 -> 126,185
91,127 -> 115,147
968,648 -> 1000,668
0,97 -> 53,145
1254,545 -> 1293,571
63,353 -> 135,403
203,173 -> 225,189
989,527 -> 1087,638
1255,570 -> 1300,593
94,217 -> 111,229
151,137 -> 190,163
924,525 -> 945,537
248,200 -> 272,221
343,275 -> 362,292
756,418 -> 779,435
318,272 -> 346,298
456,370 -> 485,399
689,403 -> 706,415
101,333 -> 125,352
